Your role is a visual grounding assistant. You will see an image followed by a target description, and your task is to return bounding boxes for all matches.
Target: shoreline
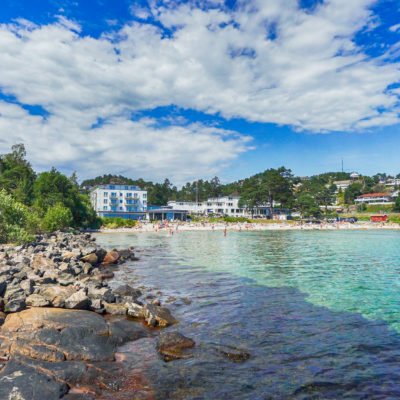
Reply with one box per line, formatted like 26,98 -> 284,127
97,221 -> 400,233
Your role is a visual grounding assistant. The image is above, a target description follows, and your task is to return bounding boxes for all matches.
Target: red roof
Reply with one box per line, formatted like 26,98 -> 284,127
357,193 -> 390,198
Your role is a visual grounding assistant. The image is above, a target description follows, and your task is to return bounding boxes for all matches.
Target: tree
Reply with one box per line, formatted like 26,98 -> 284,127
261,167 -> 294,216
33,168 -> 100,228
344,182 -> 363,204
0,144 -> 36,205
42,203 -> 73,232
0,189 -> 36,244
210,176 -> 221,198
295,192 -> 321,217
393,196 -> 400,212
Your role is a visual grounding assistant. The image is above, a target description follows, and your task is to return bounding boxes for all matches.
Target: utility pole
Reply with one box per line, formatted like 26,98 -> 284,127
341,158 -> 344,173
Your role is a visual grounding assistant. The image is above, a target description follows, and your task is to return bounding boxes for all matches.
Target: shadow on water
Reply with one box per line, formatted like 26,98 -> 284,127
96,232 -> 400,399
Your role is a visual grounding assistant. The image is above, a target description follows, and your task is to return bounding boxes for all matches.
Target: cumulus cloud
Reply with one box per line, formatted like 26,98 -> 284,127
0,101 -> 250,182
0,0 -> 399,181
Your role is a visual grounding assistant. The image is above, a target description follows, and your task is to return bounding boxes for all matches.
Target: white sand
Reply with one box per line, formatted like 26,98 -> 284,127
98,221 -> 400,234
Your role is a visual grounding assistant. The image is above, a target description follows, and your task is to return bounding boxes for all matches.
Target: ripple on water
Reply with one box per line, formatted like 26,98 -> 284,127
95,230 -> 400,399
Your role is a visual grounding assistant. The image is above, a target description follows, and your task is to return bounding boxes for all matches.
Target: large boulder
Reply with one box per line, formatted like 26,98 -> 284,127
0,308 -> 153,399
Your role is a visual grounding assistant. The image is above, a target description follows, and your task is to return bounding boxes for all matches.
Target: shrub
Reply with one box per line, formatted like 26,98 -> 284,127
42,203 -> 73,232
100,217 -> 137,228
365,204 -> 393,213
0,189 -> 35,244
223,216 -> 251,223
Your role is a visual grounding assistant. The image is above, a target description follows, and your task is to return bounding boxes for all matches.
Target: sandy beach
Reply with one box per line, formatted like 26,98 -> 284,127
98,220 -> 400,233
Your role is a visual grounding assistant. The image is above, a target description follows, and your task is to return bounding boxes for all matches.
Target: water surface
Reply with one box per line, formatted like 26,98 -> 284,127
96,230 -> 400,399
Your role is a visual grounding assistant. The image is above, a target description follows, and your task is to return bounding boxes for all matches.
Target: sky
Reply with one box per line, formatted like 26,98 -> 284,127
0,0 -> 399,185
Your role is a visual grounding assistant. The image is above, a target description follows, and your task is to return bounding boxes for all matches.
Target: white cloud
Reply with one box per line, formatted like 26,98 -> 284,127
0,101 -> 250,183
389,23 -> 400,32
0,0 -> 399,181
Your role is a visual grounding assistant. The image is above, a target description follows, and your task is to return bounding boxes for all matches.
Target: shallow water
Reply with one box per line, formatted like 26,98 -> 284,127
96,230 -> 400,399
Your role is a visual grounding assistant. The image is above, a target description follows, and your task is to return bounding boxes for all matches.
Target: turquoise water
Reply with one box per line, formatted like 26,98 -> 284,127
96,230 -> 400,399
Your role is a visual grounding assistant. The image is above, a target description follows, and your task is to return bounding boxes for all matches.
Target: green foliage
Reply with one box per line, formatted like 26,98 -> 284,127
239,167 -> 294,216
42,203 -> 73,232
222,216 -> 251,223
295,192 -> 321,217
365,204 -> 393,213
0,144 -> 36,205
357,203 -> 367,212
100,217 -> 137,228
0,190 -> 35,244
344,182 -> 363,204
33,168 -> 100,228
393,197 -> 400,212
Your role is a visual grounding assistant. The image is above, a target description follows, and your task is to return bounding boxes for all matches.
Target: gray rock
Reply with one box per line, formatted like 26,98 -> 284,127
4,297 -> 26,313
89,287 -> 115,303
0,279 -> 6,296
20,279 -> 34,295
103,302 -> 127,315
143,304 -> 177,327
26,294 -> 50,307
156,331 -> 195,361
126,302 -> 144,318
65,290 -> 90,310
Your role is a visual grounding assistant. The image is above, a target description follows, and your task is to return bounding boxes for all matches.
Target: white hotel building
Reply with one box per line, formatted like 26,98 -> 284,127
167,196 -> 290,219
90,185 -> 148,219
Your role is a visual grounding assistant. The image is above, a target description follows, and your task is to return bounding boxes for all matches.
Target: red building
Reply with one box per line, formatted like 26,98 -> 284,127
370,215 -> 388,222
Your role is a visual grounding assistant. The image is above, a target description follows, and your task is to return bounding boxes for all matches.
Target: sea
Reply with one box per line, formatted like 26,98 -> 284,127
96,230 -> 400,399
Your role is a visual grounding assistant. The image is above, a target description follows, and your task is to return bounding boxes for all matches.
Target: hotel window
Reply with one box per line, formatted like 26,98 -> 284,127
125,186 -> 129,190
119,207 -> 123,210
143,200 -> 147,204
109,186 -> 115,189
104,192 -> 108,196
126,193 -> 132,197
103,206 -> 108,210
143,194 -> 147,198
103,199 -> 108,204
120,193 -> 123,196
134,193 -> 138,198
120,200 -> 123,204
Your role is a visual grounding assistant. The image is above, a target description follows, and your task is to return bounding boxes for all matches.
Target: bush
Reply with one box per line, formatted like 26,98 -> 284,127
0,189 -> 35,244
100,217 -> 137,228
365,204 -> 393,213
223,216 -> 251,223
42,203 -> 73,232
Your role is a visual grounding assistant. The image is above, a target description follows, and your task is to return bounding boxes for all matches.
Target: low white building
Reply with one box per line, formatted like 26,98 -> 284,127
333,180 -> 352,193
90,185 -> 147,219
355,193 -> 394,205
385,178 -> 400,187
350,172 -> 360,180
168,196 -> 289,219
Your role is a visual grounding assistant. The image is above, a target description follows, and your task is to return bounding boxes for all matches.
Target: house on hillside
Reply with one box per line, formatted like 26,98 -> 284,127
350,172 -> 360,180
355,193 -> 394,205
333,180 -> 352,193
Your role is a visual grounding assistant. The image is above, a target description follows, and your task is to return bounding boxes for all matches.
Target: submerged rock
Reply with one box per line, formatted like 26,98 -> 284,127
156,331 -> 195,361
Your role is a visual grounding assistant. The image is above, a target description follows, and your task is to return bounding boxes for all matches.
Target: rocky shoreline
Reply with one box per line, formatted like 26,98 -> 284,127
0,231 -> 194,399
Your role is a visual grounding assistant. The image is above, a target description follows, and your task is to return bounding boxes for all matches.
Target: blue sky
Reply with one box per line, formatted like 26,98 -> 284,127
0,0 -> 399,184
